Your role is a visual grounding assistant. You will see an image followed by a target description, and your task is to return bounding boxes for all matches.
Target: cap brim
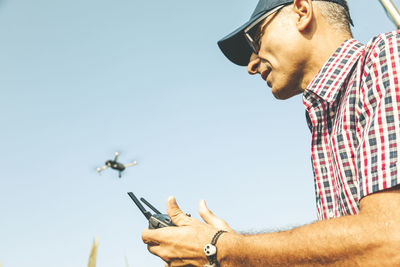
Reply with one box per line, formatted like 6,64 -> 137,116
217,20 -> 254,67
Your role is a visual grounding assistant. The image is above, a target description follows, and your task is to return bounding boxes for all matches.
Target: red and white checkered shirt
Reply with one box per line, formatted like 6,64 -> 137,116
303,30 -> 400,220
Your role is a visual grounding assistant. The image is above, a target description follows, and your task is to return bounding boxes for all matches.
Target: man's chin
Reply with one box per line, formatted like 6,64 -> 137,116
272,88 -> 303,100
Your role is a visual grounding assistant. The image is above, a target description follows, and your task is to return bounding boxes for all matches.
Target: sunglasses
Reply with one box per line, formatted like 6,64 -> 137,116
244,5 -> 286,55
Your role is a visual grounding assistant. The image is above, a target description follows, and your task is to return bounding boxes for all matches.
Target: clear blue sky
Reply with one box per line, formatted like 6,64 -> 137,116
0,0 -> 395,266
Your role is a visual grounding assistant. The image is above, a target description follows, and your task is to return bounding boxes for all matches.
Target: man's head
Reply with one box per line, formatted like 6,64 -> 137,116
218,0 -> 353,99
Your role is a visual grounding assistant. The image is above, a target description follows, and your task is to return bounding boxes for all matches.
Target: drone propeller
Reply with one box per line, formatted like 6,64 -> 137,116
113,151 -> 120,162
96,165 -> 109,174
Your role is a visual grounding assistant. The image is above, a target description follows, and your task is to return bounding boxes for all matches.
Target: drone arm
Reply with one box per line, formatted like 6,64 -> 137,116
124,161 -> 137,168
96,165 -> 109,174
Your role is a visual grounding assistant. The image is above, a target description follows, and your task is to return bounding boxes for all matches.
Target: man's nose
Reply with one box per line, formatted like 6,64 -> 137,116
247,53 -> 260,75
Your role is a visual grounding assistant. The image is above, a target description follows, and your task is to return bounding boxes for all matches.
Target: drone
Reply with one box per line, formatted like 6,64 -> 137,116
96,152 -> 137,178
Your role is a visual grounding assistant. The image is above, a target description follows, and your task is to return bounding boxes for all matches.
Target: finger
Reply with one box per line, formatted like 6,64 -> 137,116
142,228 -> 162,246
198,200 -> 234,232
166,196 -> 192,226
147,244 -> 183,266
147,244 -> 168,261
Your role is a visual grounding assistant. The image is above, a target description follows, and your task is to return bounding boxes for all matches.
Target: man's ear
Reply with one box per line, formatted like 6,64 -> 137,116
292,0 -> 313,32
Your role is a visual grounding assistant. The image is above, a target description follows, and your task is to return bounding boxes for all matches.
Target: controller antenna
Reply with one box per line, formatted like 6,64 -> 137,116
140,197 -> 162,214
127,192 -> 152,220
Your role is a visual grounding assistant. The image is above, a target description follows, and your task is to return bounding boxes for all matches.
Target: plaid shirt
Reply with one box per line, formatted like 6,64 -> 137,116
303,30 -> 400,220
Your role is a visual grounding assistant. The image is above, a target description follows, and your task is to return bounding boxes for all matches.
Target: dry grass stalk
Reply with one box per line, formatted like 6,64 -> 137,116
125,254 -> 129,267
88,237 -> 99,267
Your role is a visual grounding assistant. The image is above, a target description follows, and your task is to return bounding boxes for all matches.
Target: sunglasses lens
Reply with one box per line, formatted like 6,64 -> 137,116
243,5 -> 285,56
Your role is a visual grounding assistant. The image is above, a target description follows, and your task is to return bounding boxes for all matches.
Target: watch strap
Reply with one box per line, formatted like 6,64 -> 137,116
204,230 -> 227,267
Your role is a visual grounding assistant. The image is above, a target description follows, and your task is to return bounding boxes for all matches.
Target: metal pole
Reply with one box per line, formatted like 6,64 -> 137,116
379,0 -> 400,29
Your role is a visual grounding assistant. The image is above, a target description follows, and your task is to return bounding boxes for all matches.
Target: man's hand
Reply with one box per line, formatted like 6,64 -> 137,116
142,197 -> 234,266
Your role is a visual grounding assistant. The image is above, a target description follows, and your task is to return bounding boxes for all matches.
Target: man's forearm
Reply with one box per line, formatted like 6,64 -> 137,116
218,212 -> 400,266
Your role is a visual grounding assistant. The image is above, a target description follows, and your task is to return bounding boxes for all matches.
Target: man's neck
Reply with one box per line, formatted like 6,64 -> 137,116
301,30 -> 352,90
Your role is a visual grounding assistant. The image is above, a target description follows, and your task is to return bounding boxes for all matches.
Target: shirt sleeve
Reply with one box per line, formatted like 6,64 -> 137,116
358,31 -> 400,199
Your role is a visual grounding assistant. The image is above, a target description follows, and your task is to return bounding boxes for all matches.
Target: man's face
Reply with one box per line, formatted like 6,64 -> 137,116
247,7 -> 306,100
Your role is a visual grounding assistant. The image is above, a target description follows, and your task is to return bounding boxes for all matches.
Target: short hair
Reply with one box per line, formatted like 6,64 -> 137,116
263,0 -> 352,36
312,0 -> 352,35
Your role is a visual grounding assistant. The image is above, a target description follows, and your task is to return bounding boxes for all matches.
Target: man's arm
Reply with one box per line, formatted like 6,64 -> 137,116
142,187 -> 400,266
219,186 -> 400,266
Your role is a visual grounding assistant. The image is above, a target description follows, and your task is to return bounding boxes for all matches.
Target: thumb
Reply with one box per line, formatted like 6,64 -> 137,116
166,196 -> 192,226
198,200 -> 234,232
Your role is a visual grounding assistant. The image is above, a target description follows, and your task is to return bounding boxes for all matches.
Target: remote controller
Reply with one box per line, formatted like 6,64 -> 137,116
127,192 -> 176,229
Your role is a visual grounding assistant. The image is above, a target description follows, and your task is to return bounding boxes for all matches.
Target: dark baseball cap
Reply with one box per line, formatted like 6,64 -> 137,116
217,0 -> 352,66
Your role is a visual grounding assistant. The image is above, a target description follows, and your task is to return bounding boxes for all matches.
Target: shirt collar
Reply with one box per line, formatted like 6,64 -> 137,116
304,39 -> 364,105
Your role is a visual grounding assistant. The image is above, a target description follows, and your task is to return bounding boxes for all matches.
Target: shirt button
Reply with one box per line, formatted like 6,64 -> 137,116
328,211 -> 335,218
329,111 -> 335,117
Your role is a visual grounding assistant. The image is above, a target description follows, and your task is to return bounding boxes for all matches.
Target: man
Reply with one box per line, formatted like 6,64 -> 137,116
142,0 -> 400,265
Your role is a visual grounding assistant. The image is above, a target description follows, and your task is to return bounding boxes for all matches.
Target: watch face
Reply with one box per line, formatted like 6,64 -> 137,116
204,243 -> 217,256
